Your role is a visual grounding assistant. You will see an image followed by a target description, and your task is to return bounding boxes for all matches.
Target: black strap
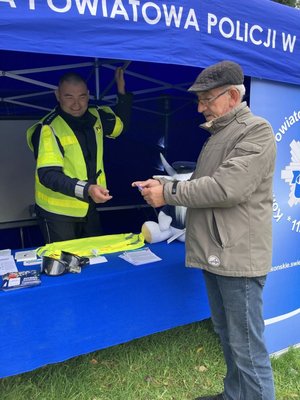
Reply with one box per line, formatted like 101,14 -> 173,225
172,180 -> 179,195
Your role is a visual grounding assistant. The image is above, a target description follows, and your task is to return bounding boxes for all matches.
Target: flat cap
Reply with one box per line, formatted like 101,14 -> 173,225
188,60 -> 244,92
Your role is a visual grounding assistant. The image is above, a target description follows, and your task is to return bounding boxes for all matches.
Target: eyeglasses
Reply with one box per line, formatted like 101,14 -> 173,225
198,88 -> 230,106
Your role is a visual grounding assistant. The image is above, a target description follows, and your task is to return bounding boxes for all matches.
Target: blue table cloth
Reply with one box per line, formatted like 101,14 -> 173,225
0,242 -> 210,378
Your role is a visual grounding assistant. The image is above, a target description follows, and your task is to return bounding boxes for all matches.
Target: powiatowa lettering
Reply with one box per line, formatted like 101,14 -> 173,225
2,0 -> 297,53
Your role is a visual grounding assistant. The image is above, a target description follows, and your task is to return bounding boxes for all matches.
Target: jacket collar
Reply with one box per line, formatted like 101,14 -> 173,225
200,101 -> 249,135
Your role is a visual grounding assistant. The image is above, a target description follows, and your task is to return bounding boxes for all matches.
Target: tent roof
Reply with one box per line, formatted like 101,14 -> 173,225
0,0 -> 299,117
0,51 -> 202,117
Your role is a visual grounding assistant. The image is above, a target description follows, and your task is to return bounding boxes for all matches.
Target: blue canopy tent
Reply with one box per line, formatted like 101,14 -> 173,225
0,0 -> 299,84
0,0 -> 299,240
0,0 -> 299,363
0,0 -> 299,121
0,0 -> 299,119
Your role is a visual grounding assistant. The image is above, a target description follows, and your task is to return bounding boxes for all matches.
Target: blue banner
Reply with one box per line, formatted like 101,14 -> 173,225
251,79 -> 300,354
0,0 -> 299,85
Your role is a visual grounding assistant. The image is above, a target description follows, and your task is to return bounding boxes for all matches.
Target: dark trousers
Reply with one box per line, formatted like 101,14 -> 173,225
37,207 -> 102,244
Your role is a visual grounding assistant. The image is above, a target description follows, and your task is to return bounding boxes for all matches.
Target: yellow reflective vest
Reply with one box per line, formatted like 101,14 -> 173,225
27,106 -> 123,217
36,233 -> 145,258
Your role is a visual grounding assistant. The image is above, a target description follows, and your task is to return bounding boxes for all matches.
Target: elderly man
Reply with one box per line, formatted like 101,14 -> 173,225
132,61 -> 276,400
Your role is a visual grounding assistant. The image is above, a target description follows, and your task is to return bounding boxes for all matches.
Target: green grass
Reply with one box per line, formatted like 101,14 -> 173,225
0,319 -> 299,400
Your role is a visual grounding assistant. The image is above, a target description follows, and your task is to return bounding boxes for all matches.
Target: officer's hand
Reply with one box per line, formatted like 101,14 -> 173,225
88,185 -> 113,203
115,67 -> 125,95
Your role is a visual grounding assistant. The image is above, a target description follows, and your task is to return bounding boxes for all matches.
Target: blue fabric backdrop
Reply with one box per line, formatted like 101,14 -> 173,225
251,79 -> 300,353
0,0 -> 299,85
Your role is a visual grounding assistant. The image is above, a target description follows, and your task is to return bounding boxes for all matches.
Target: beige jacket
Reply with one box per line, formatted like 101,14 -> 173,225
163,102 -> 276,277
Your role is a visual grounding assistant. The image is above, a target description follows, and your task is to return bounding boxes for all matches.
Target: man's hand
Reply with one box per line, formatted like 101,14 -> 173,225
132,179 -> 166,208
115,67 -> 125,95
132,179 -> 161,191
88,184 -> 113,203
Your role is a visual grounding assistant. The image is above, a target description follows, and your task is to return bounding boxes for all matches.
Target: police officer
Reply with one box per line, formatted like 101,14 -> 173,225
27,68 -> 132,243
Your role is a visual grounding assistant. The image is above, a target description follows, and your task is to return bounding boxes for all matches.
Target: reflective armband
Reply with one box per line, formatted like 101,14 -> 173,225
75,180 -> 87,199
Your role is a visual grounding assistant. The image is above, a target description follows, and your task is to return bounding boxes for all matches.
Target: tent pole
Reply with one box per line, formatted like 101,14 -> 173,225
95,58 -> 100,101
164,96 -> 170,158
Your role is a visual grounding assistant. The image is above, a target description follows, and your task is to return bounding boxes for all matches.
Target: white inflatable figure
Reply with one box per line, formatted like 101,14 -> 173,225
142,154 -> 195,244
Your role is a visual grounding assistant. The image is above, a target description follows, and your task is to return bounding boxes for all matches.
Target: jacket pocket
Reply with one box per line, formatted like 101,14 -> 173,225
211,209 -> 233,249
212,206 -> 249,249
210,209 -> 228,248
235,141 -> 262,154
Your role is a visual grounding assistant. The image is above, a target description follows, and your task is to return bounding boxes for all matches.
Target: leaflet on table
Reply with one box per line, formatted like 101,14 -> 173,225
119,248 -> 162,266
0,255 -> 18,275
1,270 -> 41,291
0,249 -> 12,258
89,256 -> 108,265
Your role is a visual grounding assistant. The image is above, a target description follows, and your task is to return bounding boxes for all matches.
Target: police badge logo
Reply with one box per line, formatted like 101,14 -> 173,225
281,139 -> 300,207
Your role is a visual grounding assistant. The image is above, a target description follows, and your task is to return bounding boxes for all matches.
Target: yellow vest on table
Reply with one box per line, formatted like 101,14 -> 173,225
36,233 -> 145,258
